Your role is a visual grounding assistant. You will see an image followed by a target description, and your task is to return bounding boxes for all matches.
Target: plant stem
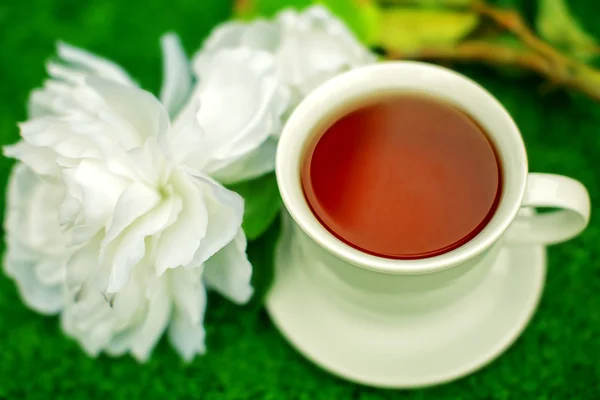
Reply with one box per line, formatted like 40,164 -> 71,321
387,40 -> 600,101
388,41 -> 549,73
383,0 -> 600,101
472,1 -> 569,72
234,0 -> 252,15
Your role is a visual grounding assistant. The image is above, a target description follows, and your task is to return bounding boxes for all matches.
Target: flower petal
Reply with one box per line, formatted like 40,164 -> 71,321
193,48 -> 287,162
193,19 -> 280,72
167,100 -> 205,166
274,5 -> 376,96
168,267 -> 207,361
60,282 -> 116,356
62,159 -> 130,241
154,169 -> 208,275
4,239 -> 65,315
4,141 -> 61,177
56,41 -> 136,87
159,33 -> 192,118
28,42 -> 136,119
103,195 -> 176,293
65,238 -> 101,291
209,136 -> 277,184
85,77 -> 170,148
63,253 -> 171,363
102,181 -> 161,249
5,163 -> 67,250
186,173 -> 244,268
182,47 -> 289,184
130,274 -> 171,362
35,257 -> 67,285
127,138 -> 170,188
3,164 -> 69,314
203,230 -> 253,304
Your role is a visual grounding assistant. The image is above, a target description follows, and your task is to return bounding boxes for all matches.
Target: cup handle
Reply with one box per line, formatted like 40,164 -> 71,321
504,173 -> 591,245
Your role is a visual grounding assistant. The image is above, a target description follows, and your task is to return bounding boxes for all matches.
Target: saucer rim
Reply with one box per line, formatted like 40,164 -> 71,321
266,239 -> 546,389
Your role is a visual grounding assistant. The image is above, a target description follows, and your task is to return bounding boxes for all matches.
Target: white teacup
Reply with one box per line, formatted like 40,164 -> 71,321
267,62 -> 591,388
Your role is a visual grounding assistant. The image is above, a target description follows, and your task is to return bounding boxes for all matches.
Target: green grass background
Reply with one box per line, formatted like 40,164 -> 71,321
1,0 -> 599,398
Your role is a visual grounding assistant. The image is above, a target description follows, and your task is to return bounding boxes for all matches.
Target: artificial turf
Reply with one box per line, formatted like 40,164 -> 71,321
0,0 -> 599,398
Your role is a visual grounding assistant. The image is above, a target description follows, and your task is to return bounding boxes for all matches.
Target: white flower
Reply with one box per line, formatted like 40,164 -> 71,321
171,47 -> 289,184
194,5 -> 376,99
28,42 -> 137,119
29,34 -> 191,120
4,37 -> 253,362
3,164 -> 69,314
61,242 -> 251,362
180,5 -> 374,184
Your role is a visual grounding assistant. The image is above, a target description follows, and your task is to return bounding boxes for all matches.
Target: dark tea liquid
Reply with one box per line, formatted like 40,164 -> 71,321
301,95 -> 501,259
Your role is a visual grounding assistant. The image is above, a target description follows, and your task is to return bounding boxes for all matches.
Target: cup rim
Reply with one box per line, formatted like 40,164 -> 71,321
275,61 -> 528,274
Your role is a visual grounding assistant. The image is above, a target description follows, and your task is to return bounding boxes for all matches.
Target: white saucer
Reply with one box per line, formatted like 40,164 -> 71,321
266,218 -> 546,388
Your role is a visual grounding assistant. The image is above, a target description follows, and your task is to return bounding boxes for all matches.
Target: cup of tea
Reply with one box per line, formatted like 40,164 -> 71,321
267,62 -> 591,388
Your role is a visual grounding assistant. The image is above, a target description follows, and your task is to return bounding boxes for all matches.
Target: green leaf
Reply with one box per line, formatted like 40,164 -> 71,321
235,0 -> 379,43
374,9 -> 478,53
227,173 -> 282,241
536,0 -> 599,60
317,0 -> 380,43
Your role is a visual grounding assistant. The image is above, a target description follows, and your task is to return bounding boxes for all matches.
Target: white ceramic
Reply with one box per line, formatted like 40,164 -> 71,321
268,62 -> 591,388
